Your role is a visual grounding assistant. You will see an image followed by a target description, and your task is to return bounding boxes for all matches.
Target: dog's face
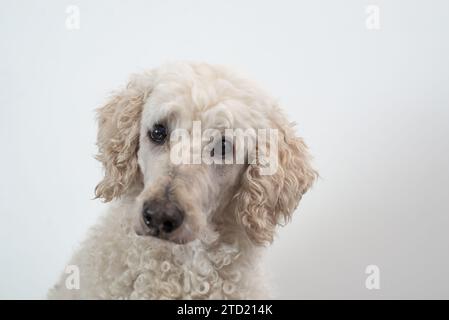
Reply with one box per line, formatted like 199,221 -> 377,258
134,93 -> 247,243
95,62 -> 316,245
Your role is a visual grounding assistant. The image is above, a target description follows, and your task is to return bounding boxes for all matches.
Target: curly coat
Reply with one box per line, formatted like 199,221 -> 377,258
48,62 -> 316,299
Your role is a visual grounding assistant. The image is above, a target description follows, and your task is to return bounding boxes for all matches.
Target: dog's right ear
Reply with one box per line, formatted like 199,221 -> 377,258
95,74 -> 153,202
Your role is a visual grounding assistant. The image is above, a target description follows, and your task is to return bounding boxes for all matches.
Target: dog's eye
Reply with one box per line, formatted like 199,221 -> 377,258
148,124 -> 167,144
211,137 -> 232,159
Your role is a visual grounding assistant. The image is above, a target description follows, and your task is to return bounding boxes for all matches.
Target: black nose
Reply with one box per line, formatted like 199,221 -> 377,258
142,200 -> 184,235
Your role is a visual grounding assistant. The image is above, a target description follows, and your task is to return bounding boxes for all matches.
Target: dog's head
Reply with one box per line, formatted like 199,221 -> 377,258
95,62 -> 316,245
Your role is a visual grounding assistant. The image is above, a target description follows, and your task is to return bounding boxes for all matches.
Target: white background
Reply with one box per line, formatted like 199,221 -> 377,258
1,0 -> 448,299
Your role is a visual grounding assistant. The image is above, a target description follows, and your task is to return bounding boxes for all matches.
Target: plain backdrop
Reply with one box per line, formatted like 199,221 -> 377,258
1,0 -> 448,299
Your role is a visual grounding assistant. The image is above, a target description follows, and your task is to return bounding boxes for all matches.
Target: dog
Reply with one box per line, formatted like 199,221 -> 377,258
48,62 -> 316,299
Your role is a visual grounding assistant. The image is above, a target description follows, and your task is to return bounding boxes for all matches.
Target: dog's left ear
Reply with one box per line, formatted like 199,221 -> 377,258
234,108 -> 317,245
95,74 -> 153,202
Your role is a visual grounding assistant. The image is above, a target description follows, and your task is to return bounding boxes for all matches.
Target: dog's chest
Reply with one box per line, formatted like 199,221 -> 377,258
95,236 -> 252,299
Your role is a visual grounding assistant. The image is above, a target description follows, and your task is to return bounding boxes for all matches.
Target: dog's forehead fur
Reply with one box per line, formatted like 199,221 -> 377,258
141,62 -> 274,131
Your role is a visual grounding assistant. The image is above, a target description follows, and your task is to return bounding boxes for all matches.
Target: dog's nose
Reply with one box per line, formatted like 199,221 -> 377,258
142,200 -> 184,235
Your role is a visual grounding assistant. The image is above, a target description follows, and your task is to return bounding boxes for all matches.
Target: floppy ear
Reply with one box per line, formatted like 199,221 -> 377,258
234,111 -> 317,245
94,74 -> 152,202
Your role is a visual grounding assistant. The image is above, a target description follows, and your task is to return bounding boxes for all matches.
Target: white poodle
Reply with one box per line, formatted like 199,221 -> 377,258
48,62 -> 316,299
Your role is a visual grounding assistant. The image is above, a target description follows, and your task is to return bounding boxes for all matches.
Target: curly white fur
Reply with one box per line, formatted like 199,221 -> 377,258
49,199 -> 267,299
48,62 -> 316,299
